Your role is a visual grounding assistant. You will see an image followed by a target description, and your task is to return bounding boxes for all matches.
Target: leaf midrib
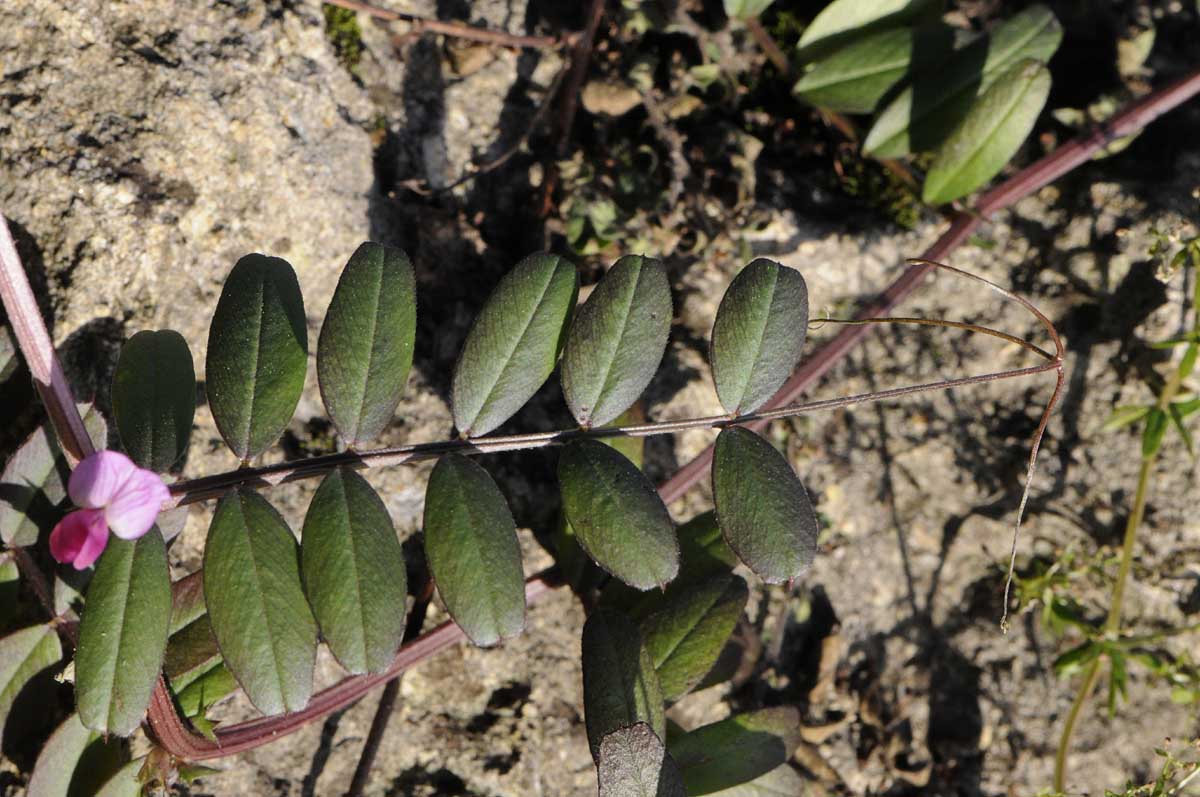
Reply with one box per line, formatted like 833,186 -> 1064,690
335,474 -> 371,668
472,267 -> 559,432
441,466 -> 511,638
730,266 -> 779,413
586,266 -> 643,424
237,275 -> 266,457
102,542 -> 138,730
237,495 -> 293,710
348,262 -> 386,445
799,51 -> 910,91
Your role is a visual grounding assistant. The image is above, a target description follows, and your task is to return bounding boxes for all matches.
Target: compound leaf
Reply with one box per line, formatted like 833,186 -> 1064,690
452,253 -> 578,437
111,330 -> 195,472
598,723 -> 687,797
668,707 -> 801,795
76,531 -> 171,736
302,467 -> 408,673
206,254 -> 308,461
712,428 -> 818,583
561,255 -> 671,428
711,259 -> 808,416
583,608 -> 666,761
204,489 -> 317,715
423,454 -> 525,647
922,59 -> 1051,203
317,242 -> 416,447
640,574 -> 749,701
559,439 -> 679,590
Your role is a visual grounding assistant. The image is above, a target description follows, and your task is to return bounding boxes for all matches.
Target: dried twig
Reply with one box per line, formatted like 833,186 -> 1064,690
322,0 -> 571,50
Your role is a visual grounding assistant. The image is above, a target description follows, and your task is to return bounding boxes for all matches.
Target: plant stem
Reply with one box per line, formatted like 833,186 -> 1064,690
167,360 -> 1057,508
1053,346 -> 1189,791
745,16 -> 789,74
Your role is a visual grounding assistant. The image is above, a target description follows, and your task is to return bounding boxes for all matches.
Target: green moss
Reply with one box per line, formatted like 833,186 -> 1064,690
323,4 -> 363,75
834,149 -> 925,230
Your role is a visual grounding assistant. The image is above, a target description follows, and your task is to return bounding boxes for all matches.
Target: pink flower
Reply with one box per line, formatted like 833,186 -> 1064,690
49,451 -> 170,569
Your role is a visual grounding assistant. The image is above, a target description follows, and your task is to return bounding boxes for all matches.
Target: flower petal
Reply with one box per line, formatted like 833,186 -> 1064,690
69,451 -> 138,509
105,467 -> 169,540
49,509 -> 109,570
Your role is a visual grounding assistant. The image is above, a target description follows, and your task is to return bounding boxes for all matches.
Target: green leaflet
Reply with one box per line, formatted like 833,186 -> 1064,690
0,557 -> 19,633
203,489 -> 317,715
169,571 -> 206,635
0,623 -> 62,737
26,713 -> 128,797
111,329 -> 195,472
598,723 -> 687,797
702,765 -> 805,796
423,455 -> 525,647
0,406 -> 106,548
668,707 -> 801,795
711,259 -> 808,416
863,4 -> 1061,157
676,512 -> 738,585
583,608 -> 666,761
452,252 -> 578,437
922,59 -> 1051,203
163,615 -> 222,692
76,531 -> 171,736
317,242 -> 417,447
206,253 -> 308,461
794,25 -> 956,115
175,663 -> 239,721
561,255 -> 672,428
558,439 -> 679,590
639,573 -> 749,701
723,0 -> 775,21
712,427 -> 818,583
302,467 -> 408,673
598,510 -> 738,619
26,714 -> 94,797
93,760 -> 145,797
552,408 -> 647,595
796,0 -> 941,61
0,323 -> 16,384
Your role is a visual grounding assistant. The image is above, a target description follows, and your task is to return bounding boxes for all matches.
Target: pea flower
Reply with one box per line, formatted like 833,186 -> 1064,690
49,451 -> 170,569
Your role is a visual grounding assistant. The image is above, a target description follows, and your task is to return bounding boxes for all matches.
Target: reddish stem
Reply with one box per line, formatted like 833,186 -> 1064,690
0,216 -> 96,465
146,571 -> 561,760
658,67 -> 1200,504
